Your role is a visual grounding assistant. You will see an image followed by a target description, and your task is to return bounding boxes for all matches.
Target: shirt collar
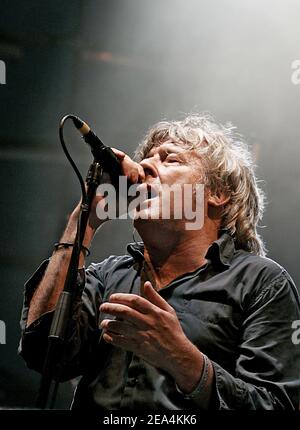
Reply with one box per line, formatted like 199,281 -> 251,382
205,231 -> 235,268
127,241 -> 145,262
127,230 -> 235,270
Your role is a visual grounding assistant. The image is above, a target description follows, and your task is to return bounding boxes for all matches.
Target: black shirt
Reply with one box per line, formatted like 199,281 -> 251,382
19,232 -> 300,410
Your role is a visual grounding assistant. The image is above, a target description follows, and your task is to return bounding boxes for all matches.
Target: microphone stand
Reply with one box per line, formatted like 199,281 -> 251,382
36,161 -> 101,409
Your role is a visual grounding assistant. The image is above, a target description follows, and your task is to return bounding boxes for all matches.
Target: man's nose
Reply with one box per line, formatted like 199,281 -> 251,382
139,157 -> 158,179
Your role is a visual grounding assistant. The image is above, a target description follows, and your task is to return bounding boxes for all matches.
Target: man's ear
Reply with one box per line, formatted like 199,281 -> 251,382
208,190 -> 230,208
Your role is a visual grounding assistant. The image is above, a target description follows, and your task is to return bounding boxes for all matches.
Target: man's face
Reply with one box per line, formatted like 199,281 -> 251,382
133,141 -> 205,231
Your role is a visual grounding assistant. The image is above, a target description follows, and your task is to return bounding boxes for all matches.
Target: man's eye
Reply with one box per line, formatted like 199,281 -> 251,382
165,155 -> 179,163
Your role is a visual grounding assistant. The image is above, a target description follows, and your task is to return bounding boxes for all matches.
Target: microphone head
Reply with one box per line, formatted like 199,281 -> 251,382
72,116 -> 90,136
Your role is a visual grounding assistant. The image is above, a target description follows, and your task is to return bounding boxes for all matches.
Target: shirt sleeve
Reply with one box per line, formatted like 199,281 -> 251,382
207,271 -> 300,410
19,258 -> 106,381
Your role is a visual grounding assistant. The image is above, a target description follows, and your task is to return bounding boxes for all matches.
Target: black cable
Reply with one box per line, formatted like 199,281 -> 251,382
59,114 -> 87,205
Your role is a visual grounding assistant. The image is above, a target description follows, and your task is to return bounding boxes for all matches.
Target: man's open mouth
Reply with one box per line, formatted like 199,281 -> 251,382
136,182 -> 159,202
146,183 -> 159,200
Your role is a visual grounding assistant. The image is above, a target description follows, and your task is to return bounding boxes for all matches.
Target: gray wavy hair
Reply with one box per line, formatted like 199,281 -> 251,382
135,114 -> 266,256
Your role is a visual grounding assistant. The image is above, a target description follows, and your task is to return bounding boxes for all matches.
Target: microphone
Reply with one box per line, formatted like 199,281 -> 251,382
72,116 -> 122,184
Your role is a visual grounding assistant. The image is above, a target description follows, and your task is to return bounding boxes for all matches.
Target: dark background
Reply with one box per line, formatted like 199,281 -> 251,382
0,0 -> 299,408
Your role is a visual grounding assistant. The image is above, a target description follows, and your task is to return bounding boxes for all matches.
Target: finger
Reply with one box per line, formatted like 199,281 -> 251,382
137,164 -> 145,183
102,331 -> 136,351
102,331 -> 124,344
100,318 -> 138,337
108,293 -> 156,314
111,147 -> 126,160
100,302 -> 148,327
143,281 -> 175,312
120,155 -> 141,184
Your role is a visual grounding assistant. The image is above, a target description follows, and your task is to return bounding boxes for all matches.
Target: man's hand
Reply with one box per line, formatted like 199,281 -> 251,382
72,147 -> 145,232
111,148 -> 145,185
99,281 -> 204,393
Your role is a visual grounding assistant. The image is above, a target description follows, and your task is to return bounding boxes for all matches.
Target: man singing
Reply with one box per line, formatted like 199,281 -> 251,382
20,114 -> 300,410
